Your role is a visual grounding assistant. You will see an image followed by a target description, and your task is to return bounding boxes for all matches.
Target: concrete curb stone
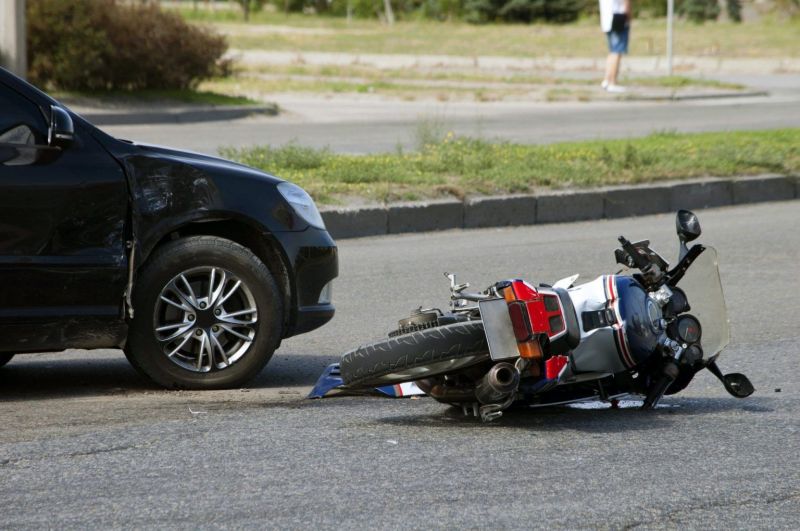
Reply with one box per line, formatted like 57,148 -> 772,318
80,105 -> 278,126
603,184 -> 673,218
537,190 -> 604,224
322,174 -> 798,240
731,175 -> 796,204
464,195 -> 537,228
388,199 -> 464,234
669,179 -> 733,210
321,206 -> 387,239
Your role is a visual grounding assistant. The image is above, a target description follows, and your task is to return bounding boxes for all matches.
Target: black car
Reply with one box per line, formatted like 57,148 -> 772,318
0,68 -> 338,389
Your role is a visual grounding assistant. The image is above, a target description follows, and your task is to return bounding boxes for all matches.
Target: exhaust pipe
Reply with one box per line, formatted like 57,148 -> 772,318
415,378 -> 475,403
475,362 -> 520,405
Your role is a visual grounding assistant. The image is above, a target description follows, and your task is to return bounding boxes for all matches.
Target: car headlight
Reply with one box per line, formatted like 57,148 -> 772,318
277,182 -> 326,230
318,281 -> 333,305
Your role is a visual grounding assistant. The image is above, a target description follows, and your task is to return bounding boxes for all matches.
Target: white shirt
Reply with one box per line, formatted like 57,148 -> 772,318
599,0 -> 627,32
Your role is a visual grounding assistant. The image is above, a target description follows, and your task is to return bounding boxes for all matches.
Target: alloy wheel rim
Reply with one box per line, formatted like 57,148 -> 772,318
154,266 -> 258,373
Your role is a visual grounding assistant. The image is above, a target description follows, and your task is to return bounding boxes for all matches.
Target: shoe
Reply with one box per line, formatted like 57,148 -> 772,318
606,84 -> 627,93
601,80 -> 609,89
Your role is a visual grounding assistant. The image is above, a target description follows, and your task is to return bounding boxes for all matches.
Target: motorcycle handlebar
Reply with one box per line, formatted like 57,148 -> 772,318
618,235 -> 652,270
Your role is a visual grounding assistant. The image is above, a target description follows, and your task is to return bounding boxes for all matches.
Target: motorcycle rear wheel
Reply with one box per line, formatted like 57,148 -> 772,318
340,321 -> 489,387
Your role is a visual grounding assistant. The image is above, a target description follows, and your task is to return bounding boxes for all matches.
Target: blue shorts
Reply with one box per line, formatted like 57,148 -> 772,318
606,27 -> 629,54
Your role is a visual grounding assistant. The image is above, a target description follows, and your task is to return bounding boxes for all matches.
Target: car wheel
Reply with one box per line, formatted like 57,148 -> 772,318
126,236 -> 283,389
0,353 -> 14,368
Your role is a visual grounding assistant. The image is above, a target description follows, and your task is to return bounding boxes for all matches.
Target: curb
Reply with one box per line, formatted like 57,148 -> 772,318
625,90 -> 769,102
320,174 -> 799,240
78,104 -> 278,126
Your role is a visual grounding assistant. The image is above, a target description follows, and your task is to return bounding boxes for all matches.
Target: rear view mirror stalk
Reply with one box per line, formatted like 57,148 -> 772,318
706,360 -> 755,398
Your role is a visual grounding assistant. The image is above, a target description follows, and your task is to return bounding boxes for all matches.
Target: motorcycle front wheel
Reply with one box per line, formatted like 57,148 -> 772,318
340,321 -> 489,387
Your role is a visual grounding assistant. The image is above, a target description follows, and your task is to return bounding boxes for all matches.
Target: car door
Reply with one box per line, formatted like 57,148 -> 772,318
0,80 -> 130,352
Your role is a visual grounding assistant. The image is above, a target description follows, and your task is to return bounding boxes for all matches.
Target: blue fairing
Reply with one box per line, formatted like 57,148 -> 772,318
615,276 -> 665,365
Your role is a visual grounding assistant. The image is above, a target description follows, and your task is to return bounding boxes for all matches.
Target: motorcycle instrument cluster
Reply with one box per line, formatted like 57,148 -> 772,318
669,314 -> 702,344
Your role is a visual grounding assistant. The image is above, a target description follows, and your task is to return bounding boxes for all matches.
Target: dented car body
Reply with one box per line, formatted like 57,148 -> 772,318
0,68 -> 337,388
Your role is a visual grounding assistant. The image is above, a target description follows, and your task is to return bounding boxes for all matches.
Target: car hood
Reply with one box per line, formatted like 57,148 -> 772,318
131,142 -> 284,186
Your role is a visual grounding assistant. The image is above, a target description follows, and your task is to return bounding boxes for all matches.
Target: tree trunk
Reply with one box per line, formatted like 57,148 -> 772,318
383,0 -> 395,25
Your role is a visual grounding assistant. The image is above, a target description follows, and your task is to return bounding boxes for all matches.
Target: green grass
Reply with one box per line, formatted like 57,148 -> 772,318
176,9 -> 800,59
53,89 -> 258,107
220,129 -> 800,204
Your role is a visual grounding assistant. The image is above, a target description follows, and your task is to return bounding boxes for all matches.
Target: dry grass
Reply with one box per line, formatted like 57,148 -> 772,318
177,9 -> 800,59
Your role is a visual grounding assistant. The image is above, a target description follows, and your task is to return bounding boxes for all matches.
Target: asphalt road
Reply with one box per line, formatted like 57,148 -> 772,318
102,94 -> 800,155
1,202 -> 798,529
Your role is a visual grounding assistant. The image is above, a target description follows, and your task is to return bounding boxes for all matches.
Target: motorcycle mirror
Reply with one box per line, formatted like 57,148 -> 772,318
676,209 -> 701,243
722,373 -> 755,398
706,361 -> 755,399
676,210 -> 701,260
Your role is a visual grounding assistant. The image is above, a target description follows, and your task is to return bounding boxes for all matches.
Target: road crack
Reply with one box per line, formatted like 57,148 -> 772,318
623,491 -> 800,529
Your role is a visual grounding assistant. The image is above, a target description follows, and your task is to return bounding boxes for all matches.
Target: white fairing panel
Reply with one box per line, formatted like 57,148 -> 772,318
567,276 -> 628,374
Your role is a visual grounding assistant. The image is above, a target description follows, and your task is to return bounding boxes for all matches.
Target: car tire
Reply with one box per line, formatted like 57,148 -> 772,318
126,236 -> 283,389
0,353 -> 14,368
340,321 -> 489,387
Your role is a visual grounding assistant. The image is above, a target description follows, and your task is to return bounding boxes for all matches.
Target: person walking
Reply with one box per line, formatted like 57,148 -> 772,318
599,0 -> 631,93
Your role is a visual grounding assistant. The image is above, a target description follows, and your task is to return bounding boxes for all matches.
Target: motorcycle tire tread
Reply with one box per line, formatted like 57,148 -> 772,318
340,321 -> 488,387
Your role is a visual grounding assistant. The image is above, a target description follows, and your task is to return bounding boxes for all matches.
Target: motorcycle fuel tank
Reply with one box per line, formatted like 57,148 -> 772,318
567,275 -> 664,375
615,276 -> 665,363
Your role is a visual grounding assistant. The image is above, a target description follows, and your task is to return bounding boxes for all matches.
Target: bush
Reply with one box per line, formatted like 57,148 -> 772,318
27,0 -> 228,91
269,0 -> 582,23
726,0 -> 742,22
463,0 -> 585,23
677,0 -> 721,22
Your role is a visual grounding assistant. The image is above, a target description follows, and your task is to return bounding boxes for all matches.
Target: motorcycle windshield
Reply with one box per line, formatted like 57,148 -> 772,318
676,246 -> 730,359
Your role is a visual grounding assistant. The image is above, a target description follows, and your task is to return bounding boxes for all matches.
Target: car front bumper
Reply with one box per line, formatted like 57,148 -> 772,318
274,227 -> 338,338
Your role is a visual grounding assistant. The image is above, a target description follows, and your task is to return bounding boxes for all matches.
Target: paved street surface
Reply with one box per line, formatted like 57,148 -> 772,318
101,90 -> 800,155
1,202 -> 799,528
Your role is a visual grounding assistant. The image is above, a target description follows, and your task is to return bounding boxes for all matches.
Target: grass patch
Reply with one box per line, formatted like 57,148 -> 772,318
624,76 -> 744,90
200,70 -> 743,103
239,64 -> 745,89
220,129 -> 800,204
53,88 -> 258,107
199,75 -> 490,101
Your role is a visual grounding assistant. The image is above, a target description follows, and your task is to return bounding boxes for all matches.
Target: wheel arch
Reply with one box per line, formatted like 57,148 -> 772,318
138,217 -> 295,335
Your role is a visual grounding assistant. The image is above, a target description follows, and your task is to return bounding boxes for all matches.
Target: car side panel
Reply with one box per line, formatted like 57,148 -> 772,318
0,117 -> 130,351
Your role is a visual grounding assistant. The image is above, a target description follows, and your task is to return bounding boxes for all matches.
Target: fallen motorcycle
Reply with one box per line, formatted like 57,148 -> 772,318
338,210 -> 754,421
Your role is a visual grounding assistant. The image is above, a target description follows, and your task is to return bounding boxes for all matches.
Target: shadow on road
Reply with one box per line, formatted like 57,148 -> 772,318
0,349 -> 335,401
372,396 -> 775,433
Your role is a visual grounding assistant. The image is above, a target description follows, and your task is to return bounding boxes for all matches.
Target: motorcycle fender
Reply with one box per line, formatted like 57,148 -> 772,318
479,298 -> 520,361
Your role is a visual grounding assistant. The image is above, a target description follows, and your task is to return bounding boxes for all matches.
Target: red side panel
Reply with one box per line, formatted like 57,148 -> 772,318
545,355 -> 569,379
